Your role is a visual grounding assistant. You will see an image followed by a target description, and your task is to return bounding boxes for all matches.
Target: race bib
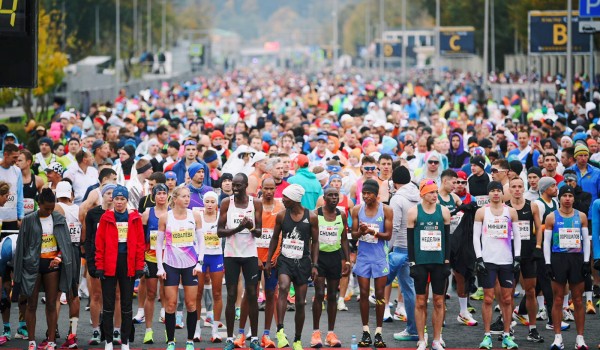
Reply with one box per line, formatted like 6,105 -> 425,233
558,228 -> 581,249
281,238 -> 304,259
487,217 -> 508,239
41,233 -> 58,254
204,232 -> 220,248
117,222 -> 128,243
232,212 -> 253,233
5,193 -> 15,209
68,222 -> 82,243
256,228 -> 273,249
172,228 -> 194,248
23,198 -> 35,214
477,196 -> 490,207
420,230 -> 442,251
319,225 -> 339,246
359,223 -> 379,244
450,211 -> 464,234
515,221 -> 530,241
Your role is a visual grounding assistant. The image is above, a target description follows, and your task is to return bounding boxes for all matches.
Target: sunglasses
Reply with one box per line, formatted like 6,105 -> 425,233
457,180 -> 467,185
490,168 -> 506,174
183,140 -> 197,146
363,166 -> 377,171
428,160 -> 440,165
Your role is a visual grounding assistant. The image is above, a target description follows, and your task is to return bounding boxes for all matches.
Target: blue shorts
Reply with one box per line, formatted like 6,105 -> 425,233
203,254 -> 224,273
164,265 -> 198,287
260,262 -> 278,291
353,259 -> 389,279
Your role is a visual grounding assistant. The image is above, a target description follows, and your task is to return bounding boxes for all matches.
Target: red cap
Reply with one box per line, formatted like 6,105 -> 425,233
205,122 -> 214,130
211,130 -> 224,140
456,170 -> 467,181
94,117 -> 105,126
295,154 -> 309,168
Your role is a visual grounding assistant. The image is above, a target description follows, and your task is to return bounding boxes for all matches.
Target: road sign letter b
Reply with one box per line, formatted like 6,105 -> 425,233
553,24 -> 567,45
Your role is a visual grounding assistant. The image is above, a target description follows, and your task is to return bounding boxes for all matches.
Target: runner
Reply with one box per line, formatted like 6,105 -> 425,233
95,185 -> 145,350
14,188 -> 75,350
217,173 -> 263,350
17,149 -> 43,215
311,186 -> 350,348
407,179 -> 452,350
265,184 -> 319,350
473,181 -> 521,350
351,179 -> 392,348
155,186 -> 205,350
544,185 -> 590,350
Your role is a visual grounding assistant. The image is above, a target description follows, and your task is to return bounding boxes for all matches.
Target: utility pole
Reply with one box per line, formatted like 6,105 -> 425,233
365,0 -> 370,69
95,5 -> 100,51
379,0 -> 384,75
401,0 -> 407,80
491,0 -> 495,73
483,0 -> 489,88
567,0 -> 573,103
133,0 -> 138,55
435,0 -> 440,81
147,0 -> 152,52
116,0 -> 121,95
333,0 -> 339,70
161,0 -> 167,51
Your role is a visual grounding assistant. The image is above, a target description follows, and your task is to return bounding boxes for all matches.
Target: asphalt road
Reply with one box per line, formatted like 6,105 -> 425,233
4,283 -> 600,349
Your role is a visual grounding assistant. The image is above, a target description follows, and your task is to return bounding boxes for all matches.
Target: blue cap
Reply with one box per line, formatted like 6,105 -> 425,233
70,126 -> 82,136
112,185 -> 129,199
187,162 -> 204,179
165,171 -> 177,180
39,137 -> 53,147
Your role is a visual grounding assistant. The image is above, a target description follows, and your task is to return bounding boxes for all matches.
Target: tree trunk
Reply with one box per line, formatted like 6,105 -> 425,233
19,89 -> 34,121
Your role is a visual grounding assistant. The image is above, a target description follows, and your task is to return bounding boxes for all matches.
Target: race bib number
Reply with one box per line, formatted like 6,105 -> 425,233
5,193 -> 15,208
233,212 -> 253,233
558,228 -> 581,249
477,196 -> 490,207
23,198 -> 35,214
450,212 -> 464,234
487,217 -> 508,239
204,232 -> 220,248
515,221 -> 530,241
172,228 -> 194,248
319,225 -> 339,246
117,222 -> 128,243
41,233 -> 58,254
420,230 -> 442,251
256,228 -> 273,249
68,222 -> 82,243
281,238 -> 304,259
359,223 -> 379,244
149,230 -> 159,250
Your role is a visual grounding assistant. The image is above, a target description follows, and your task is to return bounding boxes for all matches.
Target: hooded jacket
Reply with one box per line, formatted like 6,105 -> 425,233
287,167 -> 323,210
389,182 -> 420,249
172,157 -> 211,187
448,133 -> 470,170
14,211 -> 75,297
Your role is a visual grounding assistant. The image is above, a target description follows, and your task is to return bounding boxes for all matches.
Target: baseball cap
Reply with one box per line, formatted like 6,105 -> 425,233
250,152 -> 268,166
211,130 -> 224,140
91,140 -> 105,154
56,181 -> 72,199
295,154 -> 309,168
45,162 -> 65,176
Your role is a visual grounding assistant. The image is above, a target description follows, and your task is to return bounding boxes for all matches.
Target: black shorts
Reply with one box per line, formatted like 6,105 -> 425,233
163,264 -> 198,287
39,258 -> 60,275
520,237 -> 535,260
412,264 -> 447,295
145,260 -> 158,279
317,250 -> 343,280
348,239 -> 358,253
224,257 -> 259,287
71,247 -> 82,295
550,253 -> 585,285
479,263 -> 514,289
278,257 -> 312,286
0,221 -> 18,240
450,251 -> 474,277
520,258 -> 536,279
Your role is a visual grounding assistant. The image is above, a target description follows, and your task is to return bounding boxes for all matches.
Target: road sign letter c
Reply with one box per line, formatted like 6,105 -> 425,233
450,35 -> 461,51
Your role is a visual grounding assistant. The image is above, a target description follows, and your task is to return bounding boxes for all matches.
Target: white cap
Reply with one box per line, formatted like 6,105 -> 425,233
60,111 -> 75,120
250,151 -> 268,166
56,181 -> 72,199
340,114 -> 353,124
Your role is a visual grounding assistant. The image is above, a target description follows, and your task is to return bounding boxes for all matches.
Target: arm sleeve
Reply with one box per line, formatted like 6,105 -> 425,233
196,228 -> 205,263
156,230 -> 165,267
583,227 -> 590,263
16,173 -> 23,220
544,229 -> 552,265
444,224 -> 451,261
473,221 -> 483,259
592,200 -> 600,259
512,221 -> 521,258
407,227 -> 415,262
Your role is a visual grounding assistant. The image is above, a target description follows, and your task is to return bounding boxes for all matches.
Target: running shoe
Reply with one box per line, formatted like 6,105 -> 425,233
383,307 -> 393,323
512,309 -> 530,326
479,335 -> 493,350
468,302 -> 476,314
545,321 -> 570,331
112,330 -> 121,345
28,341 -> 36,350
373,333 -> 386,348
586,300 -> 596,314
490,315 -> 504,334
494,304 -> 501,312
325,332 -> 341,347
292,340 -> 302,350
185,340 -> 194,350
211,331 -> 222,343
46,342 -> 56,350
224,339 -> 235,350
261,334 -> 276,348
193,328 -> 201,342
336,299 -> 348,311
286,301 -> 295,311
88,330 -> 101,345
235,307 -> 241,320
60,333 -> 77,349
432,339 -> 445,350
15,325 -> 28,339
2,326 -> 10,340
0,336 -> 7,346
417,340 -> 427,350
310,330 -> 322,348
250,338 -> 263,350
537,308 -> 548,321
166,341 -> 176,350
563,308 -> 575,321
132,315 -> 145,324
549,341 -> 564,350
471,287 -> 484,300
37,339 -> 48,350
526,328 -> 543,343
343,290 -> 353,302
575,342 -> 589,350
60,294 -> 67,305
176,313 -> 184,329
358,331 -> 372,347
368,293 -> 377,305
393,309 -> 407,321
143,329 -> 154,344
457,311 -> 478,326
276,329 -> 289,348
502,335 -> 518,349
234,333 -> 246,348
257,291 -> 265,303
259,300 -> 266,311
393,329 -> 418,341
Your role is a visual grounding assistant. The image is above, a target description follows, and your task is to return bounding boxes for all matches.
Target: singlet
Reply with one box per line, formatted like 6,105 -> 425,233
551,210 -> 583,254
40,215 -> 58,259
480,205 -> 514,265
356,203 -> 387,262
224,196 -> 257,258
200,211 -> 221,256
414,204 -> 446,265
317,207 -> 344,252
280,208 -> 311,260
506,200 -> 534,258
438,193 -> 456,213
164,209 -> 198,268
256,201 -> 284,263
22,175 -> 38,215
57,202 -> 82,245
537,197 -> 558,224
145,207 -> 161,263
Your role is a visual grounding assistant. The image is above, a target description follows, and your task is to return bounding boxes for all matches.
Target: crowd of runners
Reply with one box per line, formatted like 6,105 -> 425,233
0,70 -> 599,350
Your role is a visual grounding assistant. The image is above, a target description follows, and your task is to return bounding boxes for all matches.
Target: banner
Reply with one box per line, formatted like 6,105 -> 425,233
375,43 -> 402,58
529,11 -> 590,54
439,27 -> 475,56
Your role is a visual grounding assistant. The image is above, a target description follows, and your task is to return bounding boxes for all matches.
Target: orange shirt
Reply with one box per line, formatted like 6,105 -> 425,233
257,201 -> 284,263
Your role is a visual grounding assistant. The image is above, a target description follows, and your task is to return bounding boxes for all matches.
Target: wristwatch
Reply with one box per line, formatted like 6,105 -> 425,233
345,261 -> 351,266
409,262 -> 416,267
312,263 -> 318,269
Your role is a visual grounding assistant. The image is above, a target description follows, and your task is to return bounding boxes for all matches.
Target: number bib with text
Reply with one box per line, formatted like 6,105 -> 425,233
117,222 -> 128,243
23,198 -> 35,214
41,233 -> 58,254
515,221 -> 530,240
256,228 -> 274,249
477,196 -> 490,207
319,225 -> 339,246
558,228 -> 581,249
149,230 -> 159,250
68,222 -> 82,243
359,223 -> 379,244
204,232 -> 220,248
486,217 -> 508,239
172,229 -> 194,248
281,238 -> 304,259
420,230 -> 442,251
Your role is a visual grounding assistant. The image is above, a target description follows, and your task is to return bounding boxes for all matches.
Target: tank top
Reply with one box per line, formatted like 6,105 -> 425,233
551,210 -> 583,254
164,209 -> 198,268
256,201 -> 284,263
538,198 -> 558,223
414,204 -> 446,265
480,205 -> 514,265
22,175 -> 38,215
40,215 -> 58,259
56,202 -> 82,244
356,203 -> 387,262
224,196 -> 257,258
506,200 -> 534,258
145,207 -> 161,263
438,193 -> 456,213
317,208 -> 344,252
280,208 -> 311,260
200,211 -> 221,256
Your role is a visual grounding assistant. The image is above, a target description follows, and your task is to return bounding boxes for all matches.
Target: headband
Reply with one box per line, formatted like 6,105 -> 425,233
136,162 -> 152,174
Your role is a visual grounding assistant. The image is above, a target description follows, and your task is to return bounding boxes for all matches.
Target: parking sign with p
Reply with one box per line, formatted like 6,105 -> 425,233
580,0 -> 600,17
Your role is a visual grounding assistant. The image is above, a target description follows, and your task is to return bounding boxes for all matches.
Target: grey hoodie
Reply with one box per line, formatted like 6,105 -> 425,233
389,182 -> 421,249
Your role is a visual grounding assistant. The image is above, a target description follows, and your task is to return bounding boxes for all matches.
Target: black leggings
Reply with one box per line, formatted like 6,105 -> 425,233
101,253 -> 134,345
535,264 -> 554,324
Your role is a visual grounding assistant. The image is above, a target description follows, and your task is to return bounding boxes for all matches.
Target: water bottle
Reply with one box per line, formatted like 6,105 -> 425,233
351,334 -> 358,350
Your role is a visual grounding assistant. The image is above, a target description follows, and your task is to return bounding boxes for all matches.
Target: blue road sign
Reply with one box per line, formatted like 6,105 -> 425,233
580,0 -> 600,17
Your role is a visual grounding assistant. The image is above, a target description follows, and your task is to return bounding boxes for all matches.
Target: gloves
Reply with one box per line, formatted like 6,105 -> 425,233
475,257 -> 488,276
193,262 -> 203,275
443,263 -> 452,277
156,265 -> 166,279
513,257 -> 521,275
594,259 -> 600,271
134,270 -> 144,280
582,262 -> 592,277
96,270 -> 105,280
409,263 -> 417,279
532,247 -> 544,261
545,265 -> 554,281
